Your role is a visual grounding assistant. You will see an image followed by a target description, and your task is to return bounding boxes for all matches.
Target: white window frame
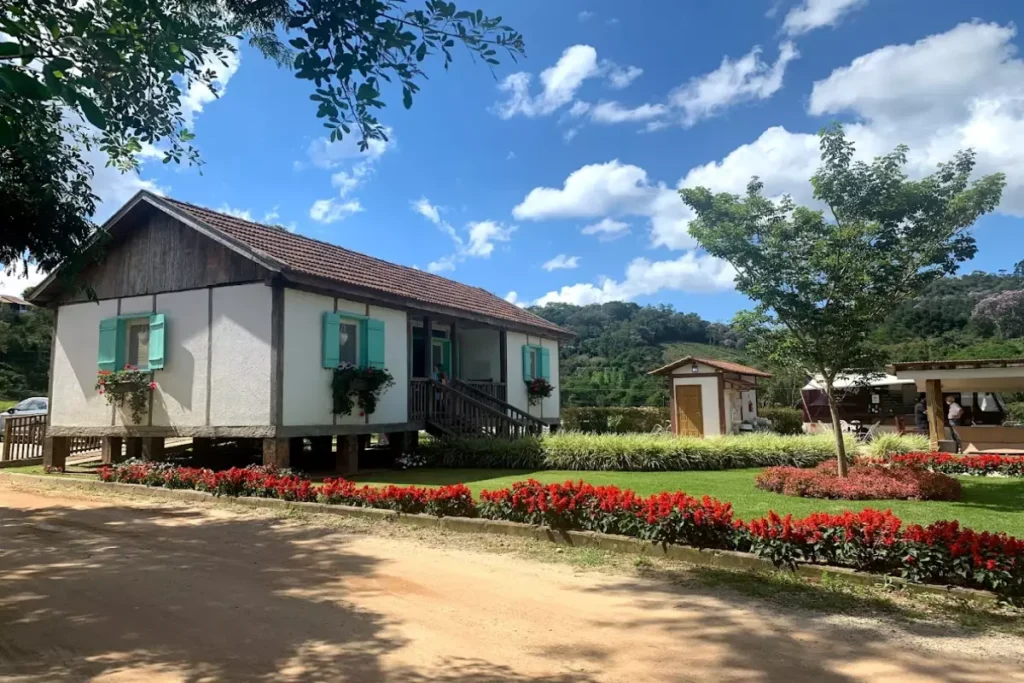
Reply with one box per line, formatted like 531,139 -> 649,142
125,318 -> 151,370
528,346 -> 539,379
338,318 -> 361,367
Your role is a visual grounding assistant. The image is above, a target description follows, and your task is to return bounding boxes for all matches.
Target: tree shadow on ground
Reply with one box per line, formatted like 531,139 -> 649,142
0,498 -> 594,683
576,566 -> 1018,683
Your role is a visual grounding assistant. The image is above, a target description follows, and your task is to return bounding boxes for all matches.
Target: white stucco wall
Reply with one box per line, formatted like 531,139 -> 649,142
208,283 -> 272,426
281,288 -> 408,427
152,289 -> 209,426
459,328 -> 501,381
505,331 -> 561,420
51,299 -> 119,426
671,375 -> 722,437
52,283 -> 270,428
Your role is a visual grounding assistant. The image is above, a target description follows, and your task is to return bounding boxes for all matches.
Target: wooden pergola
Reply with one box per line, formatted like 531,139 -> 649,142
889,358 -> 1024,452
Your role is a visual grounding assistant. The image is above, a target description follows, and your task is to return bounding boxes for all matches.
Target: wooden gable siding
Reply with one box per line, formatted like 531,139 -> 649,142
62,211 -> 267,303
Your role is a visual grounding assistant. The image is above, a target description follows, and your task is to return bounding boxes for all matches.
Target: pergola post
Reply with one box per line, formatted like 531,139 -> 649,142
925,379 -> 943,451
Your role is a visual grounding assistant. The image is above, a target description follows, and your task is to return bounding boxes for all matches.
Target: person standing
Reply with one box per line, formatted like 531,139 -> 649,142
946,395 -> 964,453
914,395 -> 928,433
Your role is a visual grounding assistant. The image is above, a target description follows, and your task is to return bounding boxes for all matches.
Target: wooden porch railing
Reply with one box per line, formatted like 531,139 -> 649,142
451,379 -> 545,435
1,414 -> 101,462
409,378 -> 531,439
459,380 -> 507,403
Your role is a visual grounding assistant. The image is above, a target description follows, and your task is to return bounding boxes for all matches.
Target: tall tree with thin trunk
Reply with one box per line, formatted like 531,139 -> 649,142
682,125 -> 1005,475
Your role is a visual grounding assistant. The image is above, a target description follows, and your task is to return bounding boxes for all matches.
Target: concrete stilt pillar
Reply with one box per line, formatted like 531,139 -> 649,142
262,438 -> 290,469
101,436 -> 124,465
141,437 -> 165,462
43,436 -> 70,471
125,437 -> 143,461
336,435 -> 359,475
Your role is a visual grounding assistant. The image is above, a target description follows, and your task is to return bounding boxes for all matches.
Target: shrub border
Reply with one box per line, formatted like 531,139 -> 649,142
1,472 -> 997,606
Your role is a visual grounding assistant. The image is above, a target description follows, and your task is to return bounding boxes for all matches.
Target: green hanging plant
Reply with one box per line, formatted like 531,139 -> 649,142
96,366 -> 156,424
331,363 -> 395,417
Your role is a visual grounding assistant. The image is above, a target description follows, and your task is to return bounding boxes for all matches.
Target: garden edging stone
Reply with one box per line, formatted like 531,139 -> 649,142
0,472 -> 998,606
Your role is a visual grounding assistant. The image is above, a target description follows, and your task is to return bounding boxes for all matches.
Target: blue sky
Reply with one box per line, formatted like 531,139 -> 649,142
9,0 -> 1024,319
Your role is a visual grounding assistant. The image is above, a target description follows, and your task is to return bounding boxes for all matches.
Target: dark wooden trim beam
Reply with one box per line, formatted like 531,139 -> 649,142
45,307 -> 58,429
269,281 -> 285,426
718,374 -> 727,435
48,425 -> 278,438
277,422 -> 425,438
423,316 -> 433,376
499,329 -> 508,385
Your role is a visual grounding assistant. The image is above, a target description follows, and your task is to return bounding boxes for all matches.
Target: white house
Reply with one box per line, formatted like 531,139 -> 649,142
648,357 -> 770,437
30,192 -> 571,470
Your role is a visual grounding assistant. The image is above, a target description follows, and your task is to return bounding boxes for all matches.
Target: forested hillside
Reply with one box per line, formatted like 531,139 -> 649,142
530,268 -> 1024,408
0,306 -> 52,400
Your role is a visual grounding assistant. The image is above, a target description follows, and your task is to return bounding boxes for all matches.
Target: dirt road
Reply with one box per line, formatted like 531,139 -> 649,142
0,481 -> 1020,683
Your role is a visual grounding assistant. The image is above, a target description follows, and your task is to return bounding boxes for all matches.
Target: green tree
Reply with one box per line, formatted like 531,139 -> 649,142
1,0 -> 523,278
683,125 -> 1005,475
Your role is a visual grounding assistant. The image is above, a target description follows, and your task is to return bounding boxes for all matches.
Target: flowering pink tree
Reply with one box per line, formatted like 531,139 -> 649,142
973,290 -> 1024,338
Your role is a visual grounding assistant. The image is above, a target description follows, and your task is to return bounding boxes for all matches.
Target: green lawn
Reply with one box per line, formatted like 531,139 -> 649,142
350,468 -> 1024,537
0,399 -> 16,411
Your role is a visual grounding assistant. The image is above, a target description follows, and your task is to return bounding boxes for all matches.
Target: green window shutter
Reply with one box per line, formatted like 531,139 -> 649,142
539,346 -> 551,381
148,313 -> 166,370
322,312 -> 341,368
98,318 -> 118,370
522,345 -> 532,382
365,318 -> 386,369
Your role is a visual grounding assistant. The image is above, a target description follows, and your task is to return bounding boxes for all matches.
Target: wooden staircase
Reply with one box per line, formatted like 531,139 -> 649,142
410,379 -> 542,440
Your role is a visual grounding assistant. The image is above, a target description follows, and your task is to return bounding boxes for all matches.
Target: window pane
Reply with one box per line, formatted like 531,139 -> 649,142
127,322 -> 150,368
529,348 -> 538,378
432,343 -> 442,367
339,322 -> 359,365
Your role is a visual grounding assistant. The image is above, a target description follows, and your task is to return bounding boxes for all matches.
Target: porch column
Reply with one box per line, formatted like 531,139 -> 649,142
925,379 -> 943,451
101,436 -> 123,465
43,436 -> 70,471
499,329 -> 508,385
336,435 -> 359,474
422,316 -> 433,376
451,319 -> 460,380
262,437 -> 290,469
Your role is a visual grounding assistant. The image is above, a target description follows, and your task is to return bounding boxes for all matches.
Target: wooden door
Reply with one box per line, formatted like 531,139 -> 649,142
675,385 -> 704,437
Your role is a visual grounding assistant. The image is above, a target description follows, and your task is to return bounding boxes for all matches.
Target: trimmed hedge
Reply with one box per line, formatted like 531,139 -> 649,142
95,462 -> 1024,596
759,407 -> 804,435
561,407 -> 670,434
423,432 -> 851,471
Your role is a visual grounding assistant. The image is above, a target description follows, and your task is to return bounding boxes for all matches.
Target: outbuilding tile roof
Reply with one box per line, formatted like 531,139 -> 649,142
162,197 -> 569,337
649,356 -> 772,378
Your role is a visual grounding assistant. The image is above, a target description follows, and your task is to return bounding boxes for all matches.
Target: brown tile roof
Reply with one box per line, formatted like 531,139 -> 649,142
160,196 -> 569,337
0,294 -> 32,307
649,356 -> 772,378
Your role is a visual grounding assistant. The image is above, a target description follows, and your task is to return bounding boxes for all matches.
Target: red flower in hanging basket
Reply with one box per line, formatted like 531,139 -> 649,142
359,412 -> 365,417
149,382 -> 157,390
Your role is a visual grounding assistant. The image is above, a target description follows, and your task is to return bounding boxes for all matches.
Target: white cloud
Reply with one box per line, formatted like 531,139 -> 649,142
670,42 -> 798,126
507,151 -> 517,160
607,64 -> 643,89
541,254 -> 581,271
302,131 -> 392,171
531,253 -> 736,306
512,159 -> 700,249
578,10 -> 594,22
413,199 -> 513,271
783,0 -> 866,36
568,101 -> 592,118
465,220 -> 515,258
262,207 -> 280,224
581,217 -> 630,241
504,290 -> 525,307
589,101 -> 668,124
0,264 -> 45,298
309,198 -> 364,223
217,204 -> 254,221
493,45 -> 643,119
181,42 -> 241,127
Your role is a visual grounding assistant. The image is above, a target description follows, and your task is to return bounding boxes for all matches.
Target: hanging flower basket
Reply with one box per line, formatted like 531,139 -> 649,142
331,363 -> 395,416
526,377 -> 554,406
96,366 -> 156,424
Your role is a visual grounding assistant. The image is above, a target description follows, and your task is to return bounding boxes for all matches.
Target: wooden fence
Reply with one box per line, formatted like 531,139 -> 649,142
1,414 -> 101,462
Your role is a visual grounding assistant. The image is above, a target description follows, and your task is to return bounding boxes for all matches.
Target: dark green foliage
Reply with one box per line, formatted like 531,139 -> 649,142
561,407 -> 670,434
420,436 -> 544,469
0,306 -> 52,400
759,407 -> 804,435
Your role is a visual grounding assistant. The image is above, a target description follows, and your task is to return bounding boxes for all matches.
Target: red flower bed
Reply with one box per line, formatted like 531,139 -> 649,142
877,452 -> 1024,477
755,461 -> 961,501
96,463 -> 1024,596
745,510 -> 1024,594
478,479 -> 736,549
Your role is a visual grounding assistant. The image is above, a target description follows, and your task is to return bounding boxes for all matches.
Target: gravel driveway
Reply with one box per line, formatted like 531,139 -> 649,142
0,480 -> 1021,682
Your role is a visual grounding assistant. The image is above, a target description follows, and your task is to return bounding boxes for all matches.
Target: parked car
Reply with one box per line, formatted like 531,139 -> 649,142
0,397 -> 48,439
